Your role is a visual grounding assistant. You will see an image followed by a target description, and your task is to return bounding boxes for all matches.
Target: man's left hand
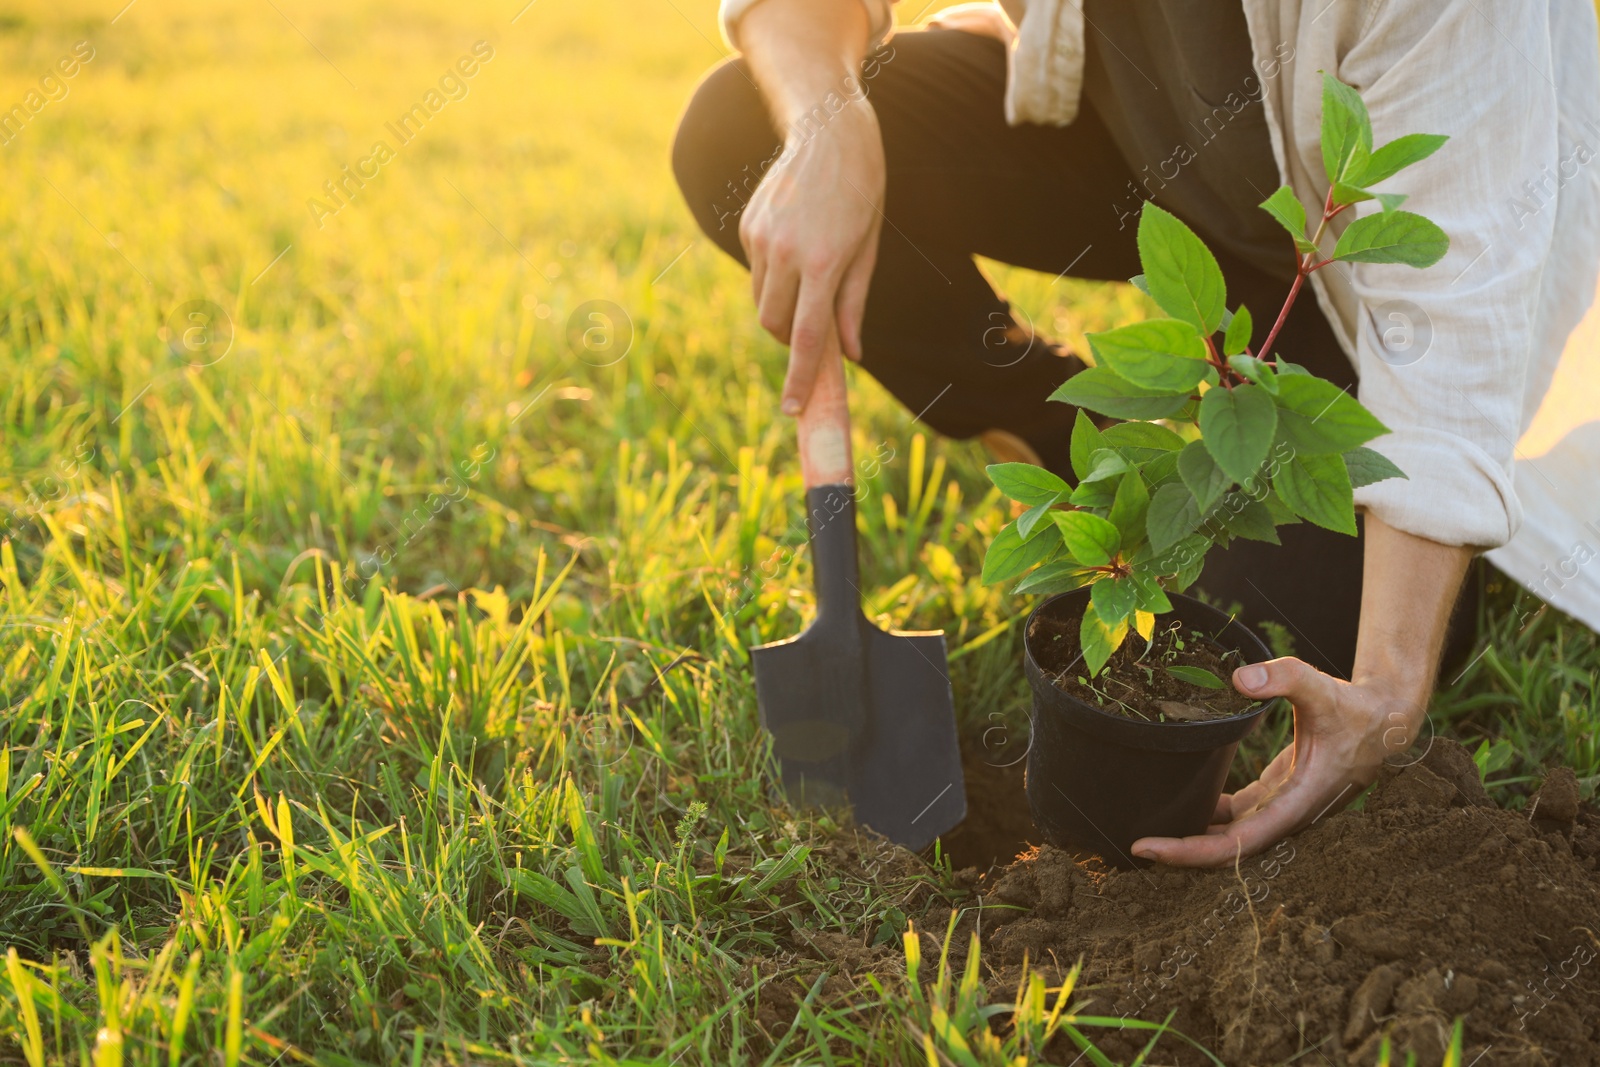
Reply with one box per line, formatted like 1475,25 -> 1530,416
1130,656 -> 1427,867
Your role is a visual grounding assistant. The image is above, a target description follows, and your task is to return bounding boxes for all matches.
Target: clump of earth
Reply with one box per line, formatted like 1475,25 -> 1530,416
952,739 -> 1600,1065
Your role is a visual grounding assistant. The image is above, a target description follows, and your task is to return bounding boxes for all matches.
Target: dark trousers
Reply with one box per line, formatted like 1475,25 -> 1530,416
671,28 -> 1372,677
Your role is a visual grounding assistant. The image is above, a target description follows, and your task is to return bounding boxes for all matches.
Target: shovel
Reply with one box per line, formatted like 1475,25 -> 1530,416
751,347 -> 966,851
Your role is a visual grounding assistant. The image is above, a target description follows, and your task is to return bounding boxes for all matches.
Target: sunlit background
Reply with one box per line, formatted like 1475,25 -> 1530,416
1,0 -> 1596,1063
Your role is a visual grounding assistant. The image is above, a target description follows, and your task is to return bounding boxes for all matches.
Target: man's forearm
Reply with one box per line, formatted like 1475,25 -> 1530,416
738,0 -> 872,137
1352,514 -> 1475,707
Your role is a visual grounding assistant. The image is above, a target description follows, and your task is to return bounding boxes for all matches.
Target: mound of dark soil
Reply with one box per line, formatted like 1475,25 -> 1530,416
962,739 -> 1600,1065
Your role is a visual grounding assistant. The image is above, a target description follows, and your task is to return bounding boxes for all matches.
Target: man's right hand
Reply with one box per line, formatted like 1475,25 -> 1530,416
740,99 -> 884,415
736,0 -> 883,416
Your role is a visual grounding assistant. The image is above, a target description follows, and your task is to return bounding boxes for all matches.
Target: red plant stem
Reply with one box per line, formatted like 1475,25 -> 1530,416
1256,186 -> 1341,364
1256,272 -> 1303,363
1202,333 -> 1235,389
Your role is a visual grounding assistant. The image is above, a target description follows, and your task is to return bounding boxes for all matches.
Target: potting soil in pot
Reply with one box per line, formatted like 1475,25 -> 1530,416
960,738 -> 1600,1066
1028,610 -> 1258,722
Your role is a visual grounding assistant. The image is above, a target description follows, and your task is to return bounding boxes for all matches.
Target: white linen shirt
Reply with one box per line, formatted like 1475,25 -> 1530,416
720,0 -> 1600,634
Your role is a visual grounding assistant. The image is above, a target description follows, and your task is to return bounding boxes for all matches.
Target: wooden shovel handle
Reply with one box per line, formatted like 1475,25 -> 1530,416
796,338 -> 853,489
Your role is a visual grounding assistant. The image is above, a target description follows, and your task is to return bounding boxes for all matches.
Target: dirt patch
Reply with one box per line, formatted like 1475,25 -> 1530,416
937,741 -> 1040,875
958,739 -> 1600,1065
1029,610 -> 1255,722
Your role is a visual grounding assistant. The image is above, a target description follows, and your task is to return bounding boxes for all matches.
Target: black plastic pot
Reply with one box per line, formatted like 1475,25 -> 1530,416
1023,589 -> 1281,868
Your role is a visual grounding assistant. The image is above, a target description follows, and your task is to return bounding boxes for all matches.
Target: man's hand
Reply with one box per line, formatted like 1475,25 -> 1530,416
1134,514 -> 1475,867
737,0 -> 883,415
1131,658 -> 1426,866
740,100 -> 884,415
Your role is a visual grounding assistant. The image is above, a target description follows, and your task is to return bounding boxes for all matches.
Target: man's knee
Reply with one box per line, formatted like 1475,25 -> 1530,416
671,59 -> 778,261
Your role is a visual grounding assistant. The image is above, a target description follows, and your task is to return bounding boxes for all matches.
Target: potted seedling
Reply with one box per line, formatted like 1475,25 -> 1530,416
982,75 -> 1451,865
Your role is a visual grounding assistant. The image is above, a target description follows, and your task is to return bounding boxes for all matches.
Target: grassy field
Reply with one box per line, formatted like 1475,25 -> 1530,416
0,0 -> 1595,1063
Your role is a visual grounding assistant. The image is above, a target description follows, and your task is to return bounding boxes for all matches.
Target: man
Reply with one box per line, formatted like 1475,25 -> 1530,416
672,0 -> 1600,865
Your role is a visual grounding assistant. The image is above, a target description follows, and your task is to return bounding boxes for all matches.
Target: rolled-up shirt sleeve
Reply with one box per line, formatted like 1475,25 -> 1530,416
1336,0 -> 1557,549
719,0 -> 897,52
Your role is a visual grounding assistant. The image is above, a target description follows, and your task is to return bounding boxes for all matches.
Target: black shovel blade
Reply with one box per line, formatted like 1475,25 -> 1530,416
751,486 -> 965,852
753,620 -> 966,850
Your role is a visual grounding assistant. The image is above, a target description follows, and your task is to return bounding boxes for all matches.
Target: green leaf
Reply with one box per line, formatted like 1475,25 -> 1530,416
1069,478 -> 1118,508
1016,496 -> 1061,540
1223,305 -> 1253,356
1337,184 -> 1410,213
1198,385 -> 1278,484
1356,132 -> 1449,186
1014,560 -> 1096,595
1320,72 -> 1373,184
1101,421 -> 1188,462
1177,439 -> 1231,513
1273,376 -> 1389,454
1148,535 -> 1209,591
1091,577 -> 1139,626
1079,608 -> 1127,677
1332,210 -> 1449,267
1219,494 -> 1281,544
1080,449 -> 1132,485
1129,273 -> 1151,297
1258,186 -> 1316,253
1137,203 -> 1227,334
1107,472 -> 1150,548
1146,482 -> 1204,554
1050,367 -> 1193,421
1274,452 -> 1356,534
1129,572 -> 1172,614
1132,572 -> 1171,614
1165,665 -> 1228,690
1342,446 -> 1407,488
1069,410 -> 1107,482
1261,488 -> 1302,525
1473,737 -> 1516,779
1347,143 -> 1372,186
1087,319 -> 1210,392
1140,530 -> 1208,574
1330,181 -> 1373,207
981,518 -> 1059,584
1052,511 -> 1121,566
1141,449 -> 1183,491
1227,354 -> 1278,394
986,462 -> 1071,507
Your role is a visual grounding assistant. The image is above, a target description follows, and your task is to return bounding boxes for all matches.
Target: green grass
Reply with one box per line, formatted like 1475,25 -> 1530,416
0,0 -> 1591,1063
